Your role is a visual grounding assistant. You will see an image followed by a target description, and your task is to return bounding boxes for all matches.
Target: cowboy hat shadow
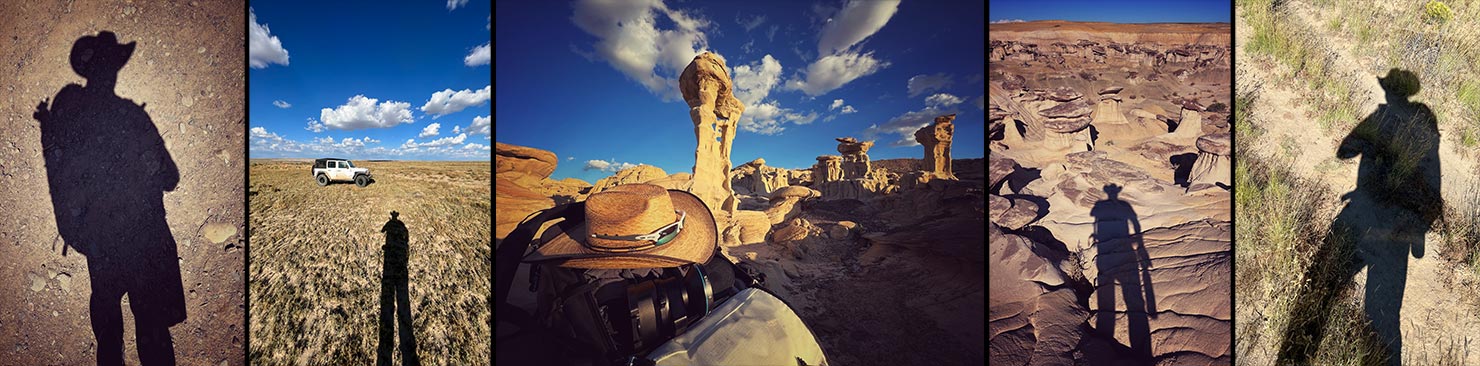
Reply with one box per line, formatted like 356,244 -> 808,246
34,30 -> 186,365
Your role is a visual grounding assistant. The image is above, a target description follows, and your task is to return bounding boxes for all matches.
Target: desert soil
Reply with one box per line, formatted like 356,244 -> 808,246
0,1 -> 246,364
248,160 -> 490,365
1235,1 -> 1480,363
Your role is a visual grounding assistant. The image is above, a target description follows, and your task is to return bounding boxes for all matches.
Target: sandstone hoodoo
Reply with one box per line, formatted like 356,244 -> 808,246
836,137 -> 875,179
813,155 -> 843,184
680,51 -> 744,214
1035,94 -> 1095,152
1169,99 -> 1205,143
915,114 -> 958,180
731,158 -> 790,195
1187,132 -> 1231,192
1092,86 -> 1128,125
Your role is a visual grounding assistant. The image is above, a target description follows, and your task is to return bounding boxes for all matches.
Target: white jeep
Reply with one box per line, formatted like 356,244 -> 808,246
312,158 -> 373,187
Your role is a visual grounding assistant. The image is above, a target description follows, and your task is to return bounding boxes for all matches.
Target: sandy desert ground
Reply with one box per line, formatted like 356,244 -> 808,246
249,160 -> 489,365
0,1 -> 245,364
989,20 -> 1234,365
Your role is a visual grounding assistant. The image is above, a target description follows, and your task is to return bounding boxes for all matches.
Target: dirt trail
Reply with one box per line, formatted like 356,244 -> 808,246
1237,1 -> 1480,363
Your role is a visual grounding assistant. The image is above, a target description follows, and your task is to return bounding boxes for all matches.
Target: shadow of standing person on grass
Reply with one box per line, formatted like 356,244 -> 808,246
379,211 -> 420,366
1090,184 -> 1157,361
1278,68 -> 1442,366
34,30 -> 185,366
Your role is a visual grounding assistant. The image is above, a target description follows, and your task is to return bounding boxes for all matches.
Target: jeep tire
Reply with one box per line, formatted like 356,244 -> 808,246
355,175 -> 369,187
316,174 -> 328,186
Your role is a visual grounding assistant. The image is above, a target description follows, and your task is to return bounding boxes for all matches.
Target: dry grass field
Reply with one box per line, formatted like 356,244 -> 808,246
248,159 -> 490,365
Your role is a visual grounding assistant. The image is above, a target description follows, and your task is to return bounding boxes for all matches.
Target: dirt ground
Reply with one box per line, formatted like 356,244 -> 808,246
0,0 -> 246,364
248,160 -> 490,365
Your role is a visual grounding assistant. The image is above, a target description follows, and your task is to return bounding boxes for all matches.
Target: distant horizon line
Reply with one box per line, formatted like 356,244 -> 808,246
992,19 -> 1231,25
248,157 -> 489,162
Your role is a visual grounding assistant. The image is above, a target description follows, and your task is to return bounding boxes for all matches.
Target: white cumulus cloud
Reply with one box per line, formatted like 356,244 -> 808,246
925,93 -> 963,107
250,126 -> 485,159
584,159 -> 641,173
784,51 -> 888,96
739,102 -> 818,135
863,106 -> 957,147
464,43 -> 490,66
305,118 -> 326,133
319,95 -> 415,130
730,54 -> 782,106
841,105 -> 857,114
249,8 -> 291,69
570,0 -> 711,101
447,0 -> 469,11
272,100 -> 291,108
468,115 -> 491,136
421,86 -> 491,118
780,0 -> 898,97
816,0 -> 901,56
419,123 -> 441,138
401,133 -> 468,149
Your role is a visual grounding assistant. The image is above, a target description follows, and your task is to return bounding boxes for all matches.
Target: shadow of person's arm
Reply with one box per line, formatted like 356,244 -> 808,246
1338,108 -> 1381,160
1131,212 -> 1156,318
140,109 -> 180,191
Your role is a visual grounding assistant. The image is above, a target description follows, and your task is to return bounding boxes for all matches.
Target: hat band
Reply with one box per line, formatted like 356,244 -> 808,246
586,210 -> 685,253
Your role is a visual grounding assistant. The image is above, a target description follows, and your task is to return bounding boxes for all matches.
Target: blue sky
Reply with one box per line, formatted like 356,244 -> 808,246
249,0 -> 491,160
990,0 -> 1231,23
496,0 -> 985,183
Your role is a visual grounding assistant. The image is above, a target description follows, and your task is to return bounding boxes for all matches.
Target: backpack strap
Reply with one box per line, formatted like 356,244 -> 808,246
500,203 -> 586,328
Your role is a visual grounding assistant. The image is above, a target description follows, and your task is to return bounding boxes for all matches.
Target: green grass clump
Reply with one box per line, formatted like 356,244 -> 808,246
1458,81 -> 1480,114
1234,84 -> 1262,142
1235,153 -> 1390,364
1425,0 -> 1454,24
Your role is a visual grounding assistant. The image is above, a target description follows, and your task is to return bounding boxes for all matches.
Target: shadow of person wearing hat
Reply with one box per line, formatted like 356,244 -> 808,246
1089,184 -> 1156,361
33,31 -> 185,366
378,211 -> 420,366
1278,68 -> 1441,366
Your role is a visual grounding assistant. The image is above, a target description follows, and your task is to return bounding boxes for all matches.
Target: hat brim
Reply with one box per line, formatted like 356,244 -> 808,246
523,189 -> 717,269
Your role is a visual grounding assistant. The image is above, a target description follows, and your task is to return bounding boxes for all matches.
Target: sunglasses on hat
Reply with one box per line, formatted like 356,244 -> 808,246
586,210 -> 686,253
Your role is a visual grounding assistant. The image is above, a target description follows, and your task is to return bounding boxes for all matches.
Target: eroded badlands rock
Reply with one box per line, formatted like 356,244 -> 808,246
680,51 -> 744,213
1187,132 -> 1231,192
915,114 -> 957,179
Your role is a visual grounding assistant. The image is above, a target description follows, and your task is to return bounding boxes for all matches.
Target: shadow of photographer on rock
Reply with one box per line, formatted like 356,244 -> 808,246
1090,184 -> 1158,361
1278,68 -> 1442,366
34,30 -> 185,366
379,211 -> 420,366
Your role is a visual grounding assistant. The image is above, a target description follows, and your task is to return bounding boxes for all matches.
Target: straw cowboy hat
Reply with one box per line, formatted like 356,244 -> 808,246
524,183 -> 716,269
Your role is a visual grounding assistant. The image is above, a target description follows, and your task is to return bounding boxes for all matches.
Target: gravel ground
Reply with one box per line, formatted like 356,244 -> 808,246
0,0 -> 246,365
